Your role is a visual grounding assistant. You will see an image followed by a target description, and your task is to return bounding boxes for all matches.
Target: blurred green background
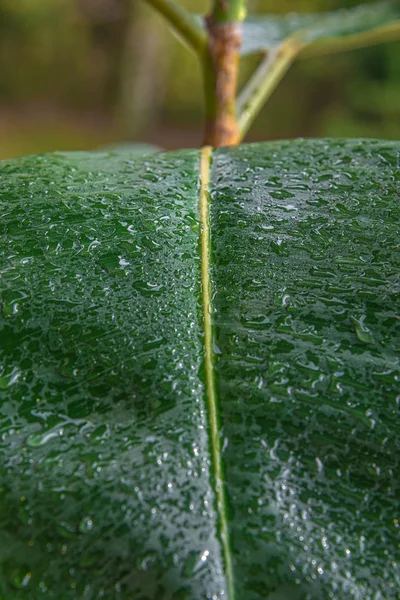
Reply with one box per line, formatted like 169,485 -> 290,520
0,0 -> 399,158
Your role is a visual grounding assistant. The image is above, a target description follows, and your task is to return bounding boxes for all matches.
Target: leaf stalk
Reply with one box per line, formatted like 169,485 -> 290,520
142,0 -> 207,53
238,38 -> 302,140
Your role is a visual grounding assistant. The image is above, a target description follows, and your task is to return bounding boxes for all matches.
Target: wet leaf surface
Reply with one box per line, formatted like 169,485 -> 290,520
0,150 -> 225,599
0,139 -> 399,599
211,139 -> 400,599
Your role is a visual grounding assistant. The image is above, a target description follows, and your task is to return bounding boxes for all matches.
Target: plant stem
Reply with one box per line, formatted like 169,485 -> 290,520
211,0 -> 246,24
202,0 -> 247,147
237,38 -> 302,141
143,0 -> 206,53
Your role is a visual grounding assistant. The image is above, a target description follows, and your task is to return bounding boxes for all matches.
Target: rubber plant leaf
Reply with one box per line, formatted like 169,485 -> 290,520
0,139 -> 399,600
241,0 -> 400,57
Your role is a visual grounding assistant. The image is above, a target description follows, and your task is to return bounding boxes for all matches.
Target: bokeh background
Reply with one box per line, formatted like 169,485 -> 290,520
0,0 -> 399,158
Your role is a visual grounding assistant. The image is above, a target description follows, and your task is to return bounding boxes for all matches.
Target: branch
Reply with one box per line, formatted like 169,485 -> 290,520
142,0 -> 207,54
202,0 -> 247,147
237,38 -> 302,141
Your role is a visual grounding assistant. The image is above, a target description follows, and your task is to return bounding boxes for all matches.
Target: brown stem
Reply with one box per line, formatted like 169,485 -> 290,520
203,17 -> 242,147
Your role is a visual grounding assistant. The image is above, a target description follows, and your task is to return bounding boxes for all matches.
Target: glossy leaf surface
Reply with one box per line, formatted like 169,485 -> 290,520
210,139 -> 400,599
0,139 -> 399,599
0,150 -> 225,599
241,0 -> 400,56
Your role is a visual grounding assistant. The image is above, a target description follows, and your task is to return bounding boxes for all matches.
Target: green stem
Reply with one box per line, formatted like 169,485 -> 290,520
237,38 -> 302,141
211,0 -> 247,24
143,0 -> 206,53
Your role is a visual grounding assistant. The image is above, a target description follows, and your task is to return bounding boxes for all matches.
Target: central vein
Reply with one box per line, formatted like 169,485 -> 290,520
199,146 -> 235,600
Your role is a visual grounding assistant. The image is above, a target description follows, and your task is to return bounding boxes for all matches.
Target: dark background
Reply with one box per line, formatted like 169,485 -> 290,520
0,0 -> 399,158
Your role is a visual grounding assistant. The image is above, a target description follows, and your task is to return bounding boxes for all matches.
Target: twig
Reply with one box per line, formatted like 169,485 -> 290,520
142,0 -> 206,54
238,38 -> 302,140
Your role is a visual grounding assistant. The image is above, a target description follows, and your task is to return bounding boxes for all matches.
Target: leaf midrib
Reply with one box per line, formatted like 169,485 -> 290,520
200,146 -> 235,600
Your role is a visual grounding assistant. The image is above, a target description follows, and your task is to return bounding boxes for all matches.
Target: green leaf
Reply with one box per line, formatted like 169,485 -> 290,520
241,0 -> 400,57
0,139 -> 399,599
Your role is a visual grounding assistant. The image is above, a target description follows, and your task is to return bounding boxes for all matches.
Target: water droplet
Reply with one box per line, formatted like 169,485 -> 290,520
351,315 -> 373,343
27,429 -> 60,447
10,567 -> 31,589
79,516 -> 94,533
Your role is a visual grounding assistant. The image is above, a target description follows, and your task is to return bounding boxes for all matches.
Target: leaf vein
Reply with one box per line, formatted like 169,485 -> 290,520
200,146 -> 235,600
